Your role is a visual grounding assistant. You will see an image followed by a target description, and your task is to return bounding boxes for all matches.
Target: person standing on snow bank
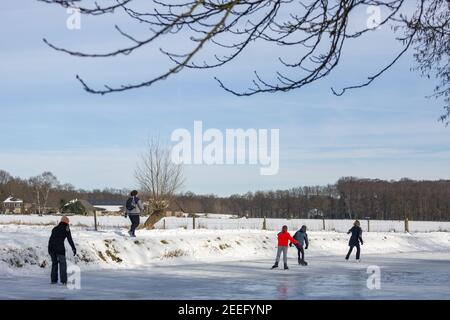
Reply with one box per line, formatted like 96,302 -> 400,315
272,225 -> 298,270
345,220 -> 363,261
124,190 -> 144,237
48,216 -> 76,285
290,225 -> 309,266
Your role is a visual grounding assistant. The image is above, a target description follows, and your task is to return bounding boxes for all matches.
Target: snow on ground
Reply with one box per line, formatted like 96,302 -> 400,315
92,205 -> 123,212
1,215 -> 450,232
1,224 -> 450,274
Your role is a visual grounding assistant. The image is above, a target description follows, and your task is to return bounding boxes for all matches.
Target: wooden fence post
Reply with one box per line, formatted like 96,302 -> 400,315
262,217 -> 267,230
163,218 -> 166,230
93,211 -> 98,231
193,215 -> 196,230
322,218 -> 326,231
367,219 -> 370,232
404,217 -> 409,233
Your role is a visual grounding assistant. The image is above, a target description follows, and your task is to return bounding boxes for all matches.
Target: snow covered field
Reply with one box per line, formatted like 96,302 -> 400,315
1,223 -> 450,299
1,215 -> 450,232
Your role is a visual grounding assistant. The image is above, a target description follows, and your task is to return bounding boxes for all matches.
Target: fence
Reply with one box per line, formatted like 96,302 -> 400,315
154,217 -> 450,233
1,214 -> 449,232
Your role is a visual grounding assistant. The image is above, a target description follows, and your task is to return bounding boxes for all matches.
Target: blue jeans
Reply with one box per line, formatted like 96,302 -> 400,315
128,215 -> 140,235
50,252 -> 67,283
346,244 -> 361,260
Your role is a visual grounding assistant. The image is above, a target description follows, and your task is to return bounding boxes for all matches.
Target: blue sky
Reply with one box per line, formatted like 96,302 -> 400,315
0,1 -> 449,195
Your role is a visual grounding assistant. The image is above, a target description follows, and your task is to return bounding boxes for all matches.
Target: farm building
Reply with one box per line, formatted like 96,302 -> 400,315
61,199 -> 96,215
2,196 -> 24,214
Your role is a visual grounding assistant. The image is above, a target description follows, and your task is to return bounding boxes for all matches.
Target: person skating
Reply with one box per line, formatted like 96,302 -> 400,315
290,225 -> 309,266
345,220 -> 364,261
48,216 -> 77,285
272,225 -> 298,270
124,190 -> 144,237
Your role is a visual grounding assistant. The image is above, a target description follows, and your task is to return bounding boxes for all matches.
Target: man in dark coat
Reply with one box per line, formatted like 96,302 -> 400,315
48,216 -> 77,284
290,225 -> 309,265
124,190 -> 144,237
345,220 -> 363,261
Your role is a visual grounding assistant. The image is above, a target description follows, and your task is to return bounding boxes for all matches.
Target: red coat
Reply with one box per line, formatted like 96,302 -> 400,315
277,231 -> 298,246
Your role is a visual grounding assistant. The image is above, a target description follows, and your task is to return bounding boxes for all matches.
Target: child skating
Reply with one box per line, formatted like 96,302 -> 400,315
291,225 -> 309,265
272,225 -> 298,270
345,220 -> 364,261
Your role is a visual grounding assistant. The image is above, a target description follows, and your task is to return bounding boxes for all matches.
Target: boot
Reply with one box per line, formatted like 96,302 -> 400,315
271,263 -> 278,269
284,263 -> 289,270
301,259 -> 308,266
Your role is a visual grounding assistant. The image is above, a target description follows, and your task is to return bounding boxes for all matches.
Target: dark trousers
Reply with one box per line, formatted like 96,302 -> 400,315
295,244 -> 305,261
50,252 -> 67,283
129,215 -> 140,235
346,244 -> 361,260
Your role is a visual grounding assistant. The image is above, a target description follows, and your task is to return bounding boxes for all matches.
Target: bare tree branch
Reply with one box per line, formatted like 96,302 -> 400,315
40,0 -> 449,121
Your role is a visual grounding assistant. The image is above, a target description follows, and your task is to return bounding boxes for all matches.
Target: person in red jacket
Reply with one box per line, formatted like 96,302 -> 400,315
272,225 -> 298,270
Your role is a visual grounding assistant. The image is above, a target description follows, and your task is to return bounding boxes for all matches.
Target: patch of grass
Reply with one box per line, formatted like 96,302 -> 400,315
161,249 -> 187,259
219,243 -> 231,250
105,250 -> 123,263
160,240 -> 169,244
235,241 -> 241,245
77,251 -> 95,263
216,237 -> 221,241
9,257 -> 23,268
97,251 -> 107,262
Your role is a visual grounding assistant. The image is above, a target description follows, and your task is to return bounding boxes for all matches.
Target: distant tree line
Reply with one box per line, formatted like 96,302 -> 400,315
1,169 -> 449,220
0,170 -> 128,213
174,177 -> 450,221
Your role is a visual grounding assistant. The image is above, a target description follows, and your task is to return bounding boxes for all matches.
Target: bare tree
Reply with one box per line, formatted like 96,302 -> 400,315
135,138 -> 184,229
39,1 -> 449,121
0,170 -> 12,187
29,172 -> 59,215
406,0 -> 450,124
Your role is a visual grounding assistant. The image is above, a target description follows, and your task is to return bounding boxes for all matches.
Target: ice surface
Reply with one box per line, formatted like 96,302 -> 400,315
1,252 -> 449,299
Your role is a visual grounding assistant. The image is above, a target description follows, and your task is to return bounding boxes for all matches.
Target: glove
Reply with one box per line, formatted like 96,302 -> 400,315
124,213 -> 128,218
73,249 -> 77,256
305,246 -> 308,250
289,242 -> 293,247
360,241 -> 364,245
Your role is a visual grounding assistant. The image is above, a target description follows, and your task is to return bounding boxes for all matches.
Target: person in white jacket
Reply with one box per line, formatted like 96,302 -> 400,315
124,190 -> 144,237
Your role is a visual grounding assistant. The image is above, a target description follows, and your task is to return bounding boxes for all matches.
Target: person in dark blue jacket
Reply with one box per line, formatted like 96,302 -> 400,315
345,220 -> 363,261
48,216 -> 77,284
290,225 -> 309,265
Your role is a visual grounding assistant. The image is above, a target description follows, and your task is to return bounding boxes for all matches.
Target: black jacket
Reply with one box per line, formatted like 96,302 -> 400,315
48,222 -> 76,255
347,226 -> 363,246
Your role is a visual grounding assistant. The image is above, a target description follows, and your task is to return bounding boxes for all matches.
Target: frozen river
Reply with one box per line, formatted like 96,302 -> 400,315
1,252 -> 449,299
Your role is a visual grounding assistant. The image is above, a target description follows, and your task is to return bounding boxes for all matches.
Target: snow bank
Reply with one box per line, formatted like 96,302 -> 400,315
1,224 -> 450,275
